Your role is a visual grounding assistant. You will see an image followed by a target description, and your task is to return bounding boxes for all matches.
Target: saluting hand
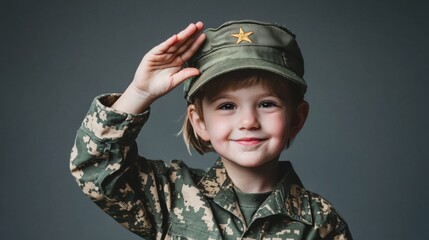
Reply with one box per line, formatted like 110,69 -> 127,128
112,22 -> 205,114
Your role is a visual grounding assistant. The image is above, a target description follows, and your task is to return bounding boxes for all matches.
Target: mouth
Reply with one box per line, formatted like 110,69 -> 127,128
234,137 -> 267,146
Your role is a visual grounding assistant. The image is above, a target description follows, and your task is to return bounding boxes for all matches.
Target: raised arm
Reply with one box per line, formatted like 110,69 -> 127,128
70,22 -> 205,238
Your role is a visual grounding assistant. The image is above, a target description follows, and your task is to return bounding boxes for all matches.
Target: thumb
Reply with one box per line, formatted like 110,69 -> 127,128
170,67 -> 200,88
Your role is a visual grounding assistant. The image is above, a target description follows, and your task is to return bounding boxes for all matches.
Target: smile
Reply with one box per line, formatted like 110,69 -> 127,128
234,137 -> 266,146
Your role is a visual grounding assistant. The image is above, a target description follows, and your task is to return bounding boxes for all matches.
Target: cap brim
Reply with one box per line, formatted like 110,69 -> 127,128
186,58 -> 306,101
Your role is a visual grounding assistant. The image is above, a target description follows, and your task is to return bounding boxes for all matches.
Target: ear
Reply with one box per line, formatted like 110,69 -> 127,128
290,101 -> 309,139
187,104 -> 210,141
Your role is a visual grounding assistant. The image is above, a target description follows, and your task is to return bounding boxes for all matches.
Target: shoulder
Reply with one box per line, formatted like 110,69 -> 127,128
305,189 -> 351,239
279,162 -> 352,238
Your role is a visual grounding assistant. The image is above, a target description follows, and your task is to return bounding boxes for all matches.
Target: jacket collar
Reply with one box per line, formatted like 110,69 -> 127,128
197,158 -> 313,225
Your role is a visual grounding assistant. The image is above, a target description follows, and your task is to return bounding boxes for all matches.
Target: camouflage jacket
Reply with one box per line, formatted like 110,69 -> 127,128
70,94 -> 352,240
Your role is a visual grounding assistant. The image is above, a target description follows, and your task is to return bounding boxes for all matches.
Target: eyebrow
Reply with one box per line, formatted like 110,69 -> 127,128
208,92 -> 282,102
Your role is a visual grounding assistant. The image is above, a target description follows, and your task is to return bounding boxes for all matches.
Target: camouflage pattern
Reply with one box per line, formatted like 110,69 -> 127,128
70,94 -> 352,240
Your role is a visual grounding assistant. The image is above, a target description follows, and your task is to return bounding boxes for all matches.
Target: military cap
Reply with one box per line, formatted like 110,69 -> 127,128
184,19 -> 307,102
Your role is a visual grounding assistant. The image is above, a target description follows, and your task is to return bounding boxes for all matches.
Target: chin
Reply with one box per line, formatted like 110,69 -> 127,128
223,155 -> 278,169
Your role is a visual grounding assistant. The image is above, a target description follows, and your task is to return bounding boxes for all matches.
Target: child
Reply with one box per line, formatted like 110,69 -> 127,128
70,20 -> 352,239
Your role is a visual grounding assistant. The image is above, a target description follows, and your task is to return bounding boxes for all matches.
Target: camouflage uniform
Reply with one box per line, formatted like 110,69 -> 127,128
70,94 -> 352,240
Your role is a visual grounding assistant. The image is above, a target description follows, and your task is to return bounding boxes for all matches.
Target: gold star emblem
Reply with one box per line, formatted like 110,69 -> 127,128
231,27 -> 253,44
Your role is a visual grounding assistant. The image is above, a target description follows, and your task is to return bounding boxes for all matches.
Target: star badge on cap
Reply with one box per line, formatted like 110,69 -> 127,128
231,27 -> 253,44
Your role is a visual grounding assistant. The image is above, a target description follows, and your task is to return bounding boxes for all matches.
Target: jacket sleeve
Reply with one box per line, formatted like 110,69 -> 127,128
69,94 -> 172,239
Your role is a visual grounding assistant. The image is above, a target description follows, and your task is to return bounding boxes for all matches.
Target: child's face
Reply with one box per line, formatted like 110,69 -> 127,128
189,80 -> 305,169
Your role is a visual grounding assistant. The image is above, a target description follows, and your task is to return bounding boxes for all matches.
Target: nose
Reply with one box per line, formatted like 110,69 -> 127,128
238,108 -> 260,130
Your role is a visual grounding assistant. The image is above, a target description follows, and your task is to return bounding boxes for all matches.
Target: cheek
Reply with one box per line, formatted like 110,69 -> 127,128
205,115 -> 232,140
264,113 -> 290,138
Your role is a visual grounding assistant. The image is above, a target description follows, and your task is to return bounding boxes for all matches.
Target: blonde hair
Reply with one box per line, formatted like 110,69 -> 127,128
181,69 -> 304,155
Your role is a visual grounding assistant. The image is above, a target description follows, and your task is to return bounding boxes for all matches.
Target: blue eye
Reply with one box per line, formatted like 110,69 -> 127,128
218,103 -> 236,110
259,101 -> 277,108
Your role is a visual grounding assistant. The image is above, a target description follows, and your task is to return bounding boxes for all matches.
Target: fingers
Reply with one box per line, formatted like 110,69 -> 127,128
179,32 -> 206,61
176,22 -> 203,44
153,34 -> 179,54
173,21 -> 204,50
155,22 -> 204,55
170,67 -> 201,87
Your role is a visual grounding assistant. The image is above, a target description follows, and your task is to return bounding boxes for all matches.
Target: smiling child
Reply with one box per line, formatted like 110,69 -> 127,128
70,20 -> 352,239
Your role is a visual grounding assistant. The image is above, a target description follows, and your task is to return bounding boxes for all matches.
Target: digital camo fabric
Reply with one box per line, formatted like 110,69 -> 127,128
70,94 -> 352,240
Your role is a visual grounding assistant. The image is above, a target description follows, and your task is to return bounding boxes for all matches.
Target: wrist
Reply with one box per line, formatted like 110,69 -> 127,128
111,84 -> 154,114
129,83 -> 156,104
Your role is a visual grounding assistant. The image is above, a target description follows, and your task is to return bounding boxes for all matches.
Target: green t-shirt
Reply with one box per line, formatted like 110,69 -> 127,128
235,188 -> 271,226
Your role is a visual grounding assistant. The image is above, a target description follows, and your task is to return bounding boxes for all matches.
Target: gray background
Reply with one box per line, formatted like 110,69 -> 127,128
1,0 -> 428,239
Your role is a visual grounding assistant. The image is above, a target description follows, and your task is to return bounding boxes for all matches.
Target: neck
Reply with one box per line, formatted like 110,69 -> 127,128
222,158 -> 280,193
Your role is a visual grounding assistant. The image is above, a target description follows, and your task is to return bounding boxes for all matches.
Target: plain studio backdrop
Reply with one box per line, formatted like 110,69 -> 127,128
1,0 -> 428,239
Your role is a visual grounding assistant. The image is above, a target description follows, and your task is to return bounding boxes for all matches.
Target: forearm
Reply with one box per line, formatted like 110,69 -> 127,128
70,94 -> 165,237
70,94 -> 149,199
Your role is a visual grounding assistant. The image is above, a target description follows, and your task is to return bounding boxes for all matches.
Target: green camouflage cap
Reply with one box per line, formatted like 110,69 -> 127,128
184,19 -> 307,102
